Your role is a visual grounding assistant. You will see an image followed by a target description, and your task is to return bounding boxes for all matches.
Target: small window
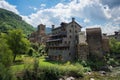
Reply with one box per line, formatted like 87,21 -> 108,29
71,25 -> 73,27
75,35 -> 78,39
69,35 -> 72,38
69,29 -> 71,32
75,30 -> 77,33
68,41 -> 71,44
64,41 -> 67,44
69,53 -> 71,56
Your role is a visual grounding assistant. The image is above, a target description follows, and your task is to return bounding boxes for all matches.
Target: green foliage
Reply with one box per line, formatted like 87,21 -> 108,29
0,35 -> 15,80
3,29 -> 30,62
0,37 -> 13,67
0,8 -> 35,35
27,48 -> 34,56
109,38 -> 120,54
30,43 -> 46,57
0,63 -> 14,80
39,44 -> 46,55
39,58 -> 84,78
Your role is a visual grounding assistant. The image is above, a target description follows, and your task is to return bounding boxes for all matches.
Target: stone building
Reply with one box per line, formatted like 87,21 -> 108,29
29,24 -> 47,44
77,31 -> 89,60
86,28 -> 104,59
46,18 -> 82,61
102,34 -> 110,54
86,28 -> 110,60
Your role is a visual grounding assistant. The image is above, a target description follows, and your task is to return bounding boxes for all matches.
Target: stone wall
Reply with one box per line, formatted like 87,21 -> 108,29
77,43 -> 89,60
86,28 -> 103,59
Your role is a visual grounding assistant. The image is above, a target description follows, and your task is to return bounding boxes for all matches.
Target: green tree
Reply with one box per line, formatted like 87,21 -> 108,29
0,35 -> 13,80
39,44 -> 46,55
0,36 -> 13,67
4,29 -> 30,62
109,38 -> 120,54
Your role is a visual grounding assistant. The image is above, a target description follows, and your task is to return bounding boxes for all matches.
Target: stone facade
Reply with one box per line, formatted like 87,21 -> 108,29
46,18 -> 82,62
85,28 -> 110,60
86,28 -> 104,59
29,24 -> 47,44
46,22 -> 110,62
102,34 -> 110,54
29,18 -> 110,62
77,31 -> 89,60
77,43 -> 89,60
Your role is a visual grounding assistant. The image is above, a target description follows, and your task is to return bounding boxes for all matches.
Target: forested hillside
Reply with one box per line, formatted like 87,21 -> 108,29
0,8 -> 35,35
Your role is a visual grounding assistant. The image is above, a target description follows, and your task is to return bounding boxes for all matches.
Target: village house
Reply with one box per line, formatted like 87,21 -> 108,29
29,18 -> 109,62
77,28 -> 109,61
46,18 -> 82,61
46,18 -> 109,62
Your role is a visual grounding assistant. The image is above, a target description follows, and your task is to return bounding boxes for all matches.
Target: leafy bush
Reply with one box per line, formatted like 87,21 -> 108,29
0,63 -> 14,80
107,58 -> 119,66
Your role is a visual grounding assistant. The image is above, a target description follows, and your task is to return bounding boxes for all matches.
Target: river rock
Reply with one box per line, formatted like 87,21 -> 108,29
90,78 -> 94,80
66,76 -> 75,80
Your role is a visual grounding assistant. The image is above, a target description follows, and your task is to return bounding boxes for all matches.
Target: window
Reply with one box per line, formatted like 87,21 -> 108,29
75,30 -> 77,33
69,53 -> 71,56
68,41 -> 71,44
59,55 -> 62,60
69,35 -> 72,38
75,35 -> 78,39
64,41 -> 67,44
71,25 -> 73,27
69,29 -> 71,32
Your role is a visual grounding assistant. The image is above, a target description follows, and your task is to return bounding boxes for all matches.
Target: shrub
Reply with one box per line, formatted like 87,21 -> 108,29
27,48 -> 33,56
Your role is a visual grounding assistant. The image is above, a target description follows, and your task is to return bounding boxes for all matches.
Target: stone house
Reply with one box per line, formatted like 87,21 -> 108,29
46,18 -> 82,61
77,28 -> 109,61
29,24 -> 48,44
29,18 -> 109,62
46,19 -> 110,62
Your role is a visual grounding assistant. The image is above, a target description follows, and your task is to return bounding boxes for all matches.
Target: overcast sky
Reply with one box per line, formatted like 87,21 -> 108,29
0,0 -> 120,35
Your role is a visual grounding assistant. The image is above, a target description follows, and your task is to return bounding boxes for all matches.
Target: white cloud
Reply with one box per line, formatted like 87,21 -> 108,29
23,0 -> 115,27
40,4 -> 46,7
0,0 -> 119,34
83,23 -> 120,35
84,18 -> 90,23
29,6 -> 37,11
0,0 -> 19,14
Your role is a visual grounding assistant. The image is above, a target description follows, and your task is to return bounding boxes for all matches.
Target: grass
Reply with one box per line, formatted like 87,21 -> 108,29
10,55 -> 120,80
10,55 -> 34,74
11,55 -> 84,77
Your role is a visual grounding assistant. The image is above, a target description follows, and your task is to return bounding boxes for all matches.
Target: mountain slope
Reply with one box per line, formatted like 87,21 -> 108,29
0,8 -> 35,35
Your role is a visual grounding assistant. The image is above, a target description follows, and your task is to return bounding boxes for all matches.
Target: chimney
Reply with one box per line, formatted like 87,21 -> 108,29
115,31 -> 119,35
52,25 -> 55,29
103,33 -> 107,36
72,17 -> 75,22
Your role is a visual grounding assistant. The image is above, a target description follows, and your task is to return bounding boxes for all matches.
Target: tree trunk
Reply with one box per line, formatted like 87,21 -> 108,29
13,54 -> 17,62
